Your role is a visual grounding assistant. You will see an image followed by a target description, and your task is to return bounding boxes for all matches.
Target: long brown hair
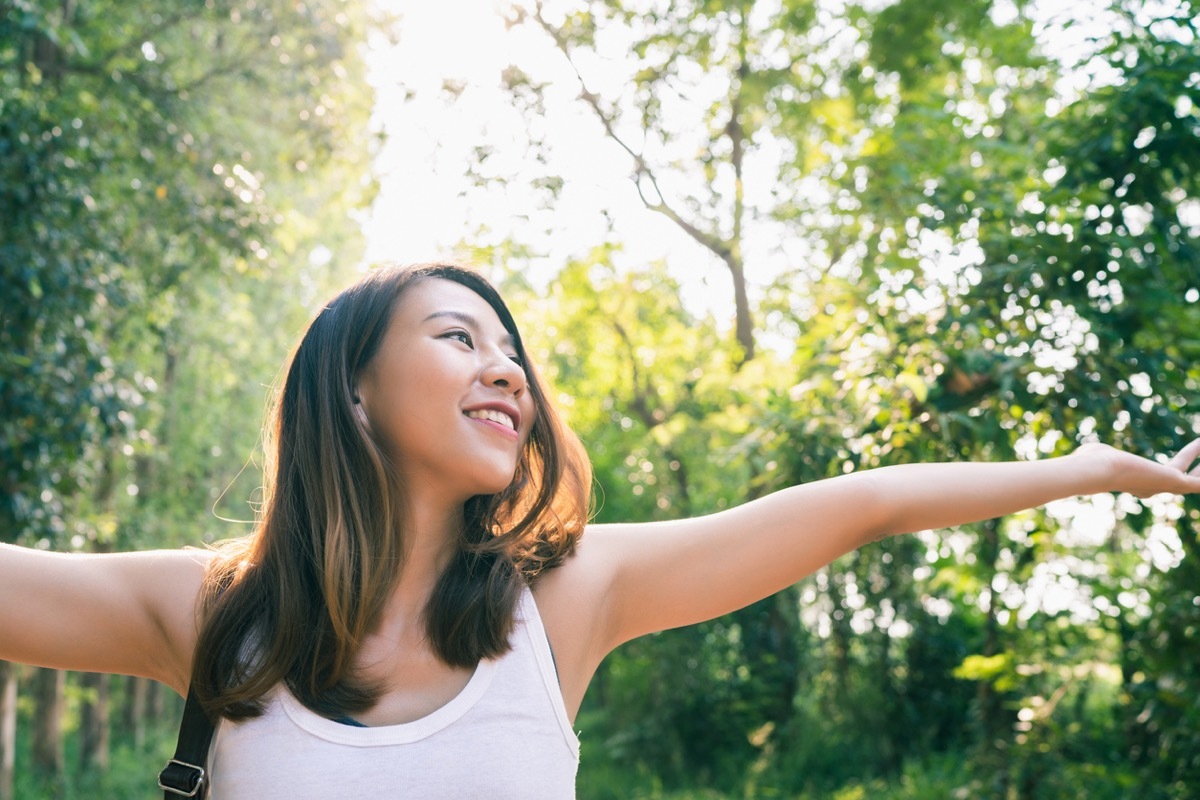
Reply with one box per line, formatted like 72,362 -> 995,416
191,263 -> 592,721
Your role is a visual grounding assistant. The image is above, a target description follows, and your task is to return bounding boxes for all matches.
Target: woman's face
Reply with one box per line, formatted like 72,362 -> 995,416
356,278 -> 536,506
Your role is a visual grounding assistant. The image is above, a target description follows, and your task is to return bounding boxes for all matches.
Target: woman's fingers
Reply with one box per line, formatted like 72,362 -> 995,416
1168,438 -> 1200,473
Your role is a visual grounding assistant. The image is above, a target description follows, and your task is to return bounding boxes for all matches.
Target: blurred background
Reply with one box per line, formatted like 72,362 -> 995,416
2,0 -> 1198,797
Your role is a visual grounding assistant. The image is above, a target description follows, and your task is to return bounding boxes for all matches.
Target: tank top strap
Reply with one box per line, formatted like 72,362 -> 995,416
516,586 -> 580,758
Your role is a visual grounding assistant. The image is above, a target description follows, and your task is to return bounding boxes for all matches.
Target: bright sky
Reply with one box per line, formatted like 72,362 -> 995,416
362,0 -> 531,262
361,0 -> 797,318
359,0 -> 1133,317
362,2 -> 630,271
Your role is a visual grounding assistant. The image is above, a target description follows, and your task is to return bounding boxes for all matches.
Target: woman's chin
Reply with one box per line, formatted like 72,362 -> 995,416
462,470 -> 521,501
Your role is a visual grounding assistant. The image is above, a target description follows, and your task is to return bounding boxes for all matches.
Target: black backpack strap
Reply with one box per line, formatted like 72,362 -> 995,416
158,685 -> 215,798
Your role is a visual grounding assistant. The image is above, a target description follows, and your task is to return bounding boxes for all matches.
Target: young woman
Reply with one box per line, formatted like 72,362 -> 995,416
2,262 -> 1198,798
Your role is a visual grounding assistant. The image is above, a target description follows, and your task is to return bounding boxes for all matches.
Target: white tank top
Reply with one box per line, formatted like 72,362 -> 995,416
208,587 -> 580,799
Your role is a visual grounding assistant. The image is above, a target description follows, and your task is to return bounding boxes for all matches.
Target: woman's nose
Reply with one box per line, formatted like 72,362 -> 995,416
482,352 -> 527,396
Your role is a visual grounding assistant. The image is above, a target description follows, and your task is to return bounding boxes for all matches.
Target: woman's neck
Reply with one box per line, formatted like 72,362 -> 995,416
381,498 -> 463,628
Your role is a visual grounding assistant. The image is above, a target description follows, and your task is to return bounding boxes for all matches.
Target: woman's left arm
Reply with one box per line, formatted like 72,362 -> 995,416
580,440 -> 1200,652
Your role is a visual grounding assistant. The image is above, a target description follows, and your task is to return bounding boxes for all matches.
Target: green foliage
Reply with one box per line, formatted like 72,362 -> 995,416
1,0 -> 377,550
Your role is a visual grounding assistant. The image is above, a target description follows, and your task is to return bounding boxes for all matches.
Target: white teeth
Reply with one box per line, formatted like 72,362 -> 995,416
464,408 -> 515,430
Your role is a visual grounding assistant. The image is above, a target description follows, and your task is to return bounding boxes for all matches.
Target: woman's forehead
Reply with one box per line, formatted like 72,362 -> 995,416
394,277 -> 509,332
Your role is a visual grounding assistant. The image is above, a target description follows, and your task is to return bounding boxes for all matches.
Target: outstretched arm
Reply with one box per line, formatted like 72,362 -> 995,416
0,545 -> 211,694
855,440 -> 1200,540
569,440 -> 1200,653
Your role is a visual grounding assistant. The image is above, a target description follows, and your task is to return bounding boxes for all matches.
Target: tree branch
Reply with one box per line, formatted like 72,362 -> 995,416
527,1 -> 755,360
528,2 -> 731,262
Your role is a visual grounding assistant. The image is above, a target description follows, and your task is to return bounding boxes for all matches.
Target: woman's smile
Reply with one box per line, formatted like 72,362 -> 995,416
463,403 -> 521,438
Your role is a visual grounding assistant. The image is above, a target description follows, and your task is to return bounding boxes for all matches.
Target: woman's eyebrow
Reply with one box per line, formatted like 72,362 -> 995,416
422,310 -> 515,347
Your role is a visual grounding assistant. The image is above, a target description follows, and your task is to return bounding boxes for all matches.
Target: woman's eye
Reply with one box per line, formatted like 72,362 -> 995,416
444,330 -> 473,347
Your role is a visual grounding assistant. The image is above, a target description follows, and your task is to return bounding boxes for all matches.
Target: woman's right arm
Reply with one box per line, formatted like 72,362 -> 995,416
0,544 -> 212,695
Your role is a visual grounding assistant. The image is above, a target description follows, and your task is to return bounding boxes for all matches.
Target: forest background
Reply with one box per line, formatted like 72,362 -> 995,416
2,0 -> 1199,798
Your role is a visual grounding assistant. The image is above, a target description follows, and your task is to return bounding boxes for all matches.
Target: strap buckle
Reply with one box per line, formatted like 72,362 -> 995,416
159,758 -> 206,797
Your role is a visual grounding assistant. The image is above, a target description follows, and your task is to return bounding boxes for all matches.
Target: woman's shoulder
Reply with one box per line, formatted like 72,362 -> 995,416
127,547 -> 220,692
81,546 -> 223,693
533,525 -> 618,603
120,546 -> 219,600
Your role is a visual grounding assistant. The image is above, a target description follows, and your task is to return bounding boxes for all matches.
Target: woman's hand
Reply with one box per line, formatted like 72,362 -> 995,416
1071,439 -> 1200,499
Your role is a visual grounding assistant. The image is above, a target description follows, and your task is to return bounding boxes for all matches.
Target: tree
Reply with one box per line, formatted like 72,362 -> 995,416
830,0 -> 1200,791
1,0 -> 379,791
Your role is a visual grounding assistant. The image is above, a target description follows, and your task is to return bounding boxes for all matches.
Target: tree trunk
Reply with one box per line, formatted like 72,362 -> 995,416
0,661 -> 16,800
731,588 -> 799,729
122,675 -> 149,750
27,0 -> 75,84
79,672 -> 110,770
725,21 -> 753,363
876,610 -> 900,773
824,567 -> 853,703
726,256 -> 755,362
32,668 -> 65,778
1108,525 -> 1152,764
977,518 -> 1009,795
148,678 -> 166,726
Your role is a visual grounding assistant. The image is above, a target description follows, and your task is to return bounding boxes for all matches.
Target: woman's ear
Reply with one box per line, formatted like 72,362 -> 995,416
352,391 -> 369,426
